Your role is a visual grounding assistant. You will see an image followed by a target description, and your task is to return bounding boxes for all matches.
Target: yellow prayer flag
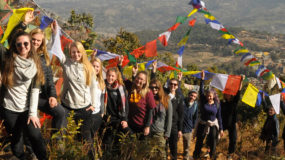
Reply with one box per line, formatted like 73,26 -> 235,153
241,83 -> 259,108
44,27 -> 52,41
235,49 -> 249,54
221,34 -> 235,40
123,63 -> 146,78
177,36 -> 189,46
169,71 -> 175,79
1,8 -> 34,43
85,50 -> 94,57
187,8 -> 198,17
183,71 -> 201,76
204,14 -> 216,20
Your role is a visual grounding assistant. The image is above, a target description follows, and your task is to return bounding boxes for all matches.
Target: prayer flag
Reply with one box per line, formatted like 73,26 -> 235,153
269,93 -> 280,114
187,8 -> 198,17
235,49 -> 249,54
0,26 -> 3,37
127,51 -> 136,65
40,16 -> 53,30
60,35 -> 73,51
222,34 -> 235,40
191,71 -> 215,80
96,49 -> 120,61
210,74 -> 228,91
244,58 -> 258,66
168,23 -> 180,31
177,46 -> 185,56
223,75 -> 242,96
268,75 -> 277,89
145,39 -> 157,57
176,16 -> 188,24
248,60 -> 260,66
1,8 -> 34,43
204,14 -> 215,20
240,53 -> 254,63
131,46 -> 145,58
177,55 -> 182,68
49,22 -> 64,61
158,31 -> 171,46
242,83 -> 259,108
188,18 -> 196,27
262,71 -> 274,80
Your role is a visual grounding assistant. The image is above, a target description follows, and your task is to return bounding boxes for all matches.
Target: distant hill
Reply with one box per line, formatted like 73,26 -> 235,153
35,0 -> 285,33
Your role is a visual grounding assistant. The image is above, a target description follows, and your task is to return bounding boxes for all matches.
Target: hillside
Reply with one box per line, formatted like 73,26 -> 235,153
35,0 -> 285,33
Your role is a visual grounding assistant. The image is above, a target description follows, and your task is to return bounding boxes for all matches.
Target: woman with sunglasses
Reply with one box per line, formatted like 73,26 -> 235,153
151,61 -> 184,160
0,30 -> 47,159
30,28 -> 65,134
149,79 -> 173,159
193,70 -> 223,159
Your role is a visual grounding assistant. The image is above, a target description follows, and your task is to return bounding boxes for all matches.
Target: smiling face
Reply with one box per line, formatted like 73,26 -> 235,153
107,70 -> 117,84
31,33 -> 44,51
189,92 -> 198,102
206,92 -> 214,102
134,73 -> 147,90
92,61 -> 101,75
268,107 -> 276,116
150,83 -> 159,95
70,46 -> 82,62
169,80 -> 178,93
15,35 -> 31,59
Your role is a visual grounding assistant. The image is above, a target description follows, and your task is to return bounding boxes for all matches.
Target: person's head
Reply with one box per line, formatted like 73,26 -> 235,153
106,67 -> 123,85
268,106 -> 276,116
91,57 -> 105,90
3,30 -> 45,87
149,79 -> 169,109
188,90 -> 198,102
223,93 -> 233,102
30,28 -> 50,65
134,71 -> 148,90
70,42 -> 94,86
205,88 -> 219,104
168,78 -> 179,93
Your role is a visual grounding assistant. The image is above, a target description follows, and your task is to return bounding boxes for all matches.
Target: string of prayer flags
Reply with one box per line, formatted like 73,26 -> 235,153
40,16 -> 53,30
1,7 -> 34,43
242,83 -> 259,108
269,93 -> 281,114
158,31 -> 171,46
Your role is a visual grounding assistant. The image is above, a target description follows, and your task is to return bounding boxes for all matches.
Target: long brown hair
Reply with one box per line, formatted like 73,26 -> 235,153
150,79 -> 169,109
106,67 -> 124,86
2,31 -> 45,88
90,57 -> 105,90
30,28 -> 50,66
69,42 -> 94,86
132,71 -> 149,98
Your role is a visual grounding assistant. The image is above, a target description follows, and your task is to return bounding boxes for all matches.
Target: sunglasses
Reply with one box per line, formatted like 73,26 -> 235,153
149,86 -> 159,90
170,83 -> 178,86
16,42 -> 30,48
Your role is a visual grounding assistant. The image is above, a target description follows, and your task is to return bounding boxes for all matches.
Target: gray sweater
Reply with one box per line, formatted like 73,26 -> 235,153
151,99 -> 173,138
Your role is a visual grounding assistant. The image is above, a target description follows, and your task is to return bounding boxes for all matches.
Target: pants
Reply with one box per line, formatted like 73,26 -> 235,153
182,132 -> 192,160
282,126 -> 285,150
193,124 -> 218,158
38,98 -> 65,134
227,124 -> 237,154
3,109 -> 47,160
63,105 -> 95,159
91,112 -> 103,138
151,132 -> 167,160
167,129 -> 178,160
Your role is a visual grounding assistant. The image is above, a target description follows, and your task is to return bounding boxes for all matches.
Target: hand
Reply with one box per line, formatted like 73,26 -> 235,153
132,63 -> 138,77
121,121 -> 128,129
220,130 -> 224,137
144,127 -> 150,136
27,116 -> 41,128
23,10 -> 34,25
201,70 -> 205,80
164,136 -> 168,140
152,60 -> 157,73
49,97 -> 58,108
92,49 -> 97,58
118,55 -> 124,66
178,131 -> 182,139
51,20 -> 57,34
86,106 -> 95,112
178,72 -> 183,81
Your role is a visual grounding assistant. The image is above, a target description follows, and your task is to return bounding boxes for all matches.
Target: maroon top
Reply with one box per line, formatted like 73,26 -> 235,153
128,90 -> 156,132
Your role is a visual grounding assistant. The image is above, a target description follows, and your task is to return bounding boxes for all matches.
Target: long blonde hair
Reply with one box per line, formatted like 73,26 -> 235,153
106,67 -> 124,86
90,57 -> 105,90
2,31 -> 45,88
30,28 -> 50,66
69,42 -> 94,86
132,71 -> 149,98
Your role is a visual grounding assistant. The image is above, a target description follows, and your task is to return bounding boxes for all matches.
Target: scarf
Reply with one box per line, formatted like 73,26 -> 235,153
14,55 -> 37,83
105,80 -> 126,117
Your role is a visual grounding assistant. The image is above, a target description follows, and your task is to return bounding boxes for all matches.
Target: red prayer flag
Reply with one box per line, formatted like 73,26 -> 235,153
282,93 -> 285,102
0,26 -> 3,37
158,35 -> 167,46
168,23 -> 180,31
60,35 -> 73,51
145,39 -> 157,57
158,66 -> 178,72
244,58 -> 257,66
106,57 -> 119,69
131,46 -> 145,58
40,113 -> 53,126
223,75 -> 242,95
188,18 -> 196,27
122,55 -> 129,67
220,28 -> 228,33
55,77 -> 64,97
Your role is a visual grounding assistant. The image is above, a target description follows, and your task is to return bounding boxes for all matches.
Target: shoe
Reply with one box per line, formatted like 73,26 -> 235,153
227,154 -> 233,160
203,152 -> 210,158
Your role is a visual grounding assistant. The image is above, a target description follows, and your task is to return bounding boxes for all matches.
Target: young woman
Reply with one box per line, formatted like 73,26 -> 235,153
90,55 -> 105,136
149,79 -> 173,159
0,31 -> 47,160
102,67 -> 129,147
193,70 -> 223,159
30,28 -> 65,134
59,41 -> 98,158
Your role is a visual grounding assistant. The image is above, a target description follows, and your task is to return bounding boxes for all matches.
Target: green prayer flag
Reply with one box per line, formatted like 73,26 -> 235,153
176,16 -> 188,24
127,51 -> 136,65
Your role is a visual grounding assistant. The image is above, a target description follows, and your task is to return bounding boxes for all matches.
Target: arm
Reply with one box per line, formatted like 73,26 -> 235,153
46,66 -> 57,99
99,90 -> 105,115
150,60 -> 157,80
121,86 -> 129,122
216,103 -> 223,131
27,79 -> 41,128
144,91 -> 157,127
165,99 -> 173,138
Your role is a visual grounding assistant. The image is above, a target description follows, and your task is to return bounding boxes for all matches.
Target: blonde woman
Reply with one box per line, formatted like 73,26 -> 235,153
59,41 -> 99,159
30,28 -> 65,134
0,31 -> 47,160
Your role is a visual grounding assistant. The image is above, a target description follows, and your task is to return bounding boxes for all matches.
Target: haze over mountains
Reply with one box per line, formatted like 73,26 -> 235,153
35,0 -> 285,33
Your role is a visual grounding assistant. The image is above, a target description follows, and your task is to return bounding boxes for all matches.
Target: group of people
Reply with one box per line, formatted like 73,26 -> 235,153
0,11 -> 285,160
